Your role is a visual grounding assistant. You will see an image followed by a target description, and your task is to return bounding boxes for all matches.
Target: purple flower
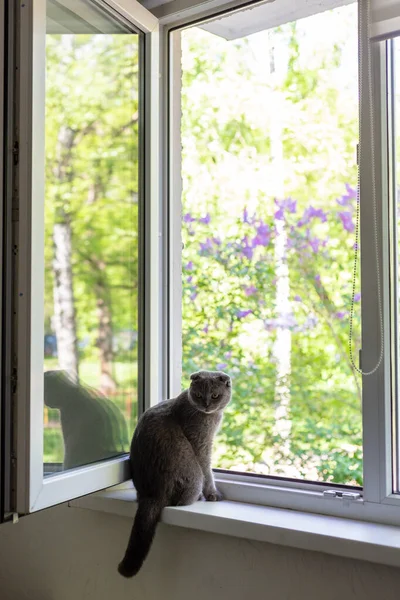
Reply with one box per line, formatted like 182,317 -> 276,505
202,324 -> 209,334
199,213 -> 211,224
186,275 -> 193,283
224,351 -> 232,359
242,246 -> 253,259
315,275 -> 321,284
275,313 -> 297,328
183,213 -> 196,223
237,309 -> 252,319
336,311 -> 346,319
199,238 -> 213,253
276,197 -> 297,214
185,261 -> 193,271
244,285 -> 257,296
294,295 -> 302,302
274,207 -> 285,220
243,207 -> 255,224
298,206 -> 327,227
190,291 -> 198,301
303,315 -> 318,329
354,292 -> 361,302
337,184 -> 357,206
309,237 -> 321,253
240,236 -> 254,260
338,211 -> 354,233
252,222 -> 270,247
217,363 -> 228,370
213,237 -> 221,246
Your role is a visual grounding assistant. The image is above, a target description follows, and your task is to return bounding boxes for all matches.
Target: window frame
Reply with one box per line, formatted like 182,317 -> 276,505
162,0 -> 400,525
12,0 -> 163,514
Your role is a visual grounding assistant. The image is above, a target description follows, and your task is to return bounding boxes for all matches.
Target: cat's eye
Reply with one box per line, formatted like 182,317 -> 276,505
196,392 -> 202,398
211,393 -> 219,399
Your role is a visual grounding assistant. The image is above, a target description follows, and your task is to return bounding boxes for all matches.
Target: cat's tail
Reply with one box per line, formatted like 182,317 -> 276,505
118,497 -> 164,578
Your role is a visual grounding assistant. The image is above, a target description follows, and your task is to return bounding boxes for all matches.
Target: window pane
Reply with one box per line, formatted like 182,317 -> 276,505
44,1 -> 140,475
179,5 -> 361,484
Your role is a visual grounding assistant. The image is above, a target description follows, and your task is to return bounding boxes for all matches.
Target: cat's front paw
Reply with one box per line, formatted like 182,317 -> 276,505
205,489 -> 223,502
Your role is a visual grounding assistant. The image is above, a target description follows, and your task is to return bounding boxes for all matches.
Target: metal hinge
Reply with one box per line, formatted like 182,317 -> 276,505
323,490 -> 361,503
356,143 -> 359,165
359,348 -> 362,370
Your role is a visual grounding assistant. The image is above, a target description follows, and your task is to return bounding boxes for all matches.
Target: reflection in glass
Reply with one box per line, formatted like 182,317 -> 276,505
43,1 -> 140,474
180,5 -> 361,484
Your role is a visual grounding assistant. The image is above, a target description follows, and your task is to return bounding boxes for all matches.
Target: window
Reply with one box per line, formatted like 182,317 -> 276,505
7,0 -> 160,514
43,0 -> 140,476
166,0 -> 400,524
4,0 -> 400,528
177,4 -> 360,486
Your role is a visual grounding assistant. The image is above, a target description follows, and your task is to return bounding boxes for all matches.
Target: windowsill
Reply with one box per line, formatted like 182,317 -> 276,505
70,484 -> 400,568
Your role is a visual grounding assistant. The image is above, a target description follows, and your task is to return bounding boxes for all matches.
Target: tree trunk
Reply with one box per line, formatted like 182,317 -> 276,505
53,219 -> 79,380
52,125 -> 79,380
268,32 -> 292,470
96,287 -> 117,394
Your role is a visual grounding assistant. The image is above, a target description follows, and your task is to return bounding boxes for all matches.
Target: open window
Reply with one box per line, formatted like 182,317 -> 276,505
168,0 -> 363,492
162,0 -> 400,523
9,0 -> 161,514
170,0 -> 361,486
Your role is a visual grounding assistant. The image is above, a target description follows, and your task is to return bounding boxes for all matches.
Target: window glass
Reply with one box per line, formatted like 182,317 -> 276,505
44,0 -> 140,474
180,4 -> 361,484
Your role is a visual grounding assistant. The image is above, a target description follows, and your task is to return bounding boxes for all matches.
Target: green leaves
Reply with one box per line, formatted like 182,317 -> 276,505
181,6 -> 361,485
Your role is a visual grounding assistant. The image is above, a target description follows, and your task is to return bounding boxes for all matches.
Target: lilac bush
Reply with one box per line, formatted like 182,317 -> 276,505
181,184 -> 362,484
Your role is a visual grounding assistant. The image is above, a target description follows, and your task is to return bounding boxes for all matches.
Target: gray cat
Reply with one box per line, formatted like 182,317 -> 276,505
118,370 -> 232,578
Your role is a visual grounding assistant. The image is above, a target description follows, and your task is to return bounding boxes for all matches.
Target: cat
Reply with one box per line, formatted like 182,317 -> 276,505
44,370 -> 129,470
118,369 -> 232,578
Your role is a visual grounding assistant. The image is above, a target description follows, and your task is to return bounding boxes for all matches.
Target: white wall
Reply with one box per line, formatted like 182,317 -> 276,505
0,503 -> 400,600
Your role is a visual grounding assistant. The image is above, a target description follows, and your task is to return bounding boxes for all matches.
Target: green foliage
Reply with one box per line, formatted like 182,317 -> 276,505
181,5 -> 362,485
44,33 -> 140,463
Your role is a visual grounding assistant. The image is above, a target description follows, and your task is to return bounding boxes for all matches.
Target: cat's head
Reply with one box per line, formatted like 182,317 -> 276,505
44,370 -> 75,408
188,370 -> 231,414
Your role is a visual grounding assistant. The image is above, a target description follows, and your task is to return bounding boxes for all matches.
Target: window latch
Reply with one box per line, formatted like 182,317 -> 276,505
323,490 -> 361,505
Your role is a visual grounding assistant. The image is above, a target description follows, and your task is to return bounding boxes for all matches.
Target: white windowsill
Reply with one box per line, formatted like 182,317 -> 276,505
70,484 -> 400,568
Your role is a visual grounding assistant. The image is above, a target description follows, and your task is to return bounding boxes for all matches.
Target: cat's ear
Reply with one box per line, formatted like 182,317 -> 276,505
218,374 -> 231,387
190,372 -> 201,381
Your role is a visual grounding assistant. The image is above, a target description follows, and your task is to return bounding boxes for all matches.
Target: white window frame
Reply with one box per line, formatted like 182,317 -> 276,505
13,0 -> 163,514
161,0 -> 400,527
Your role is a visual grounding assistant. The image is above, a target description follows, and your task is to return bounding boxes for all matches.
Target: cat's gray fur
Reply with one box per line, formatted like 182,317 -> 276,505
118,370 -> 232,578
